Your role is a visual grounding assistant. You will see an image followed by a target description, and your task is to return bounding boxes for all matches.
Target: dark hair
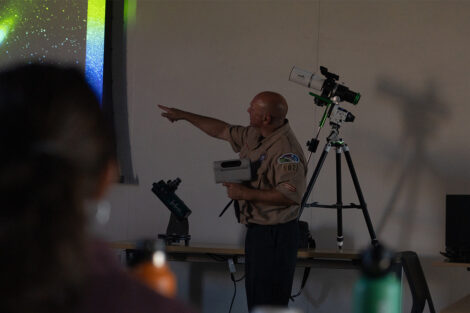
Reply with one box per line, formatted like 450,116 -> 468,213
0,64 -> 116,313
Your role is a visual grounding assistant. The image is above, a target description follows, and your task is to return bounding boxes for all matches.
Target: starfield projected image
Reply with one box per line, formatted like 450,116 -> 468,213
0,0 -> 106,101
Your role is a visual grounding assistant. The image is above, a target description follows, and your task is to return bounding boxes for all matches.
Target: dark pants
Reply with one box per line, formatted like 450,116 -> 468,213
245,219 -> 299,312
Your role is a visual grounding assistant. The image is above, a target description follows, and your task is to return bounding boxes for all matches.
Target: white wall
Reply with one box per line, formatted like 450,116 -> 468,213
100,1 -> 470,312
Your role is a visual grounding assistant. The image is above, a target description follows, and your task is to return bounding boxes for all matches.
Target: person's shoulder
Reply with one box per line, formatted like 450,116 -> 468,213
120,272 -> 196,313
245,126 -> 260,136
274,130 -> 302,151
134,287 -> 196,313
80,240 -> 196,313
81,263 -> 196,313
229,125 -> 256,133
230,125 -> 260,141
270,133 -> 305,164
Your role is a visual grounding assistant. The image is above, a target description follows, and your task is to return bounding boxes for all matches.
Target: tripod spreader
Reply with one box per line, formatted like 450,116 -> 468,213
298,140 -> 379,249
304,202 -> 362,209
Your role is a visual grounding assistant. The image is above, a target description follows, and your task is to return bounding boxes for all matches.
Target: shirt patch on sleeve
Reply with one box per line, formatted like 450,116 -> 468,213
282,163 -> 298,172
282,183 -> 297,192
278,153 -> 299,164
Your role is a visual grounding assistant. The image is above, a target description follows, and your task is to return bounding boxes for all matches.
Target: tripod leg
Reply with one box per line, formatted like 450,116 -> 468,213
343,145 -> 379,246
298,143 -> 331,219
336,147 -> 344,250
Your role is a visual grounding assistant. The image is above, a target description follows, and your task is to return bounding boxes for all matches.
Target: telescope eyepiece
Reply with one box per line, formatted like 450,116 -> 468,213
335,84 -> 361,105
167,178 -> 181,192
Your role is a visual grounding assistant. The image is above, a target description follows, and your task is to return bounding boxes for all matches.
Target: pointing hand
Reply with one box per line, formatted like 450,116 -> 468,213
157,104 -> 185,122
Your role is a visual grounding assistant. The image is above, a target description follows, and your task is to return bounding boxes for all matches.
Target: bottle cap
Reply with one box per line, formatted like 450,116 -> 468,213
360,243 -> 395,278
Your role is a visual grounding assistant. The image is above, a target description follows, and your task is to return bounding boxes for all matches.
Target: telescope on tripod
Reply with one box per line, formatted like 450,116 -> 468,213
289,66 -> 378,250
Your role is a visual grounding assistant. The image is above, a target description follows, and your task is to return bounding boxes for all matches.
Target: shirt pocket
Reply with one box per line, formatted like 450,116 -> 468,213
255,161 -> 273,190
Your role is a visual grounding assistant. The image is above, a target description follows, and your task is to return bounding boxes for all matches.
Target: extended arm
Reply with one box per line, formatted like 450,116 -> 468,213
158,105 -> 229,140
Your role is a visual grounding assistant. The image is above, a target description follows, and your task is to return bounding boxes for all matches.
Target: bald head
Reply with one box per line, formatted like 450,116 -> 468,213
253,91 -> 288,125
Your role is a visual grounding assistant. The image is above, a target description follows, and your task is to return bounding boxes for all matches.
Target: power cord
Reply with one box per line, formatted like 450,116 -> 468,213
290,267 -> 311,301
227,258 -> 245,313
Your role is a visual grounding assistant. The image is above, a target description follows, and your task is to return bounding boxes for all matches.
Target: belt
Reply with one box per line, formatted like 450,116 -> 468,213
246,219 -> 298,228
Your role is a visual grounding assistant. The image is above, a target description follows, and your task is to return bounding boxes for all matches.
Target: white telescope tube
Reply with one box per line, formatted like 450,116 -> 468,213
289,66 -> 325,91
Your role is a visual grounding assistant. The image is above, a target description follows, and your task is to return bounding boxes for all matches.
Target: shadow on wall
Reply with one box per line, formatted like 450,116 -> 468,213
375,77 -> 451,245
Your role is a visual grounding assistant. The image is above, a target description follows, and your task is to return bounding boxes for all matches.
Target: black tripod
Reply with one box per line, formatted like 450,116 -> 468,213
299,127 -> 378,250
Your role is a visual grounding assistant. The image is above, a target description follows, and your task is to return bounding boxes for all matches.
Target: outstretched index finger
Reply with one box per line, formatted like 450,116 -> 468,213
157,104 -> 170,111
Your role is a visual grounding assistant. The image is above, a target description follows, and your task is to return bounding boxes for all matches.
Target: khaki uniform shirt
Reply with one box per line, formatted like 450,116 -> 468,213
226,120 -> 307,225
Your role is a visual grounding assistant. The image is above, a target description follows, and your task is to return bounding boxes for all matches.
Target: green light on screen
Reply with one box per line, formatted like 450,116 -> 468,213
0,14 -> 19,46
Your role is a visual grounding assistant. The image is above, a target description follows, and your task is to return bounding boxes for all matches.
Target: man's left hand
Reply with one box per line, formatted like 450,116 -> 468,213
222,183 -> 249,200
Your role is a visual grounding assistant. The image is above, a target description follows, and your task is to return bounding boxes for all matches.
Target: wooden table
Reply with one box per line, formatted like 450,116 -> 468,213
434,261 -> 470,313
110,241 -> 362,269
111,242 -> 406,310
433,260 -> 470,270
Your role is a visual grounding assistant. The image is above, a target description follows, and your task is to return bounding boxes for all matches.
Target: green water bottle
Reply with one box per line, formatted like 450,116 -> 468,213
353,244 -> 401,313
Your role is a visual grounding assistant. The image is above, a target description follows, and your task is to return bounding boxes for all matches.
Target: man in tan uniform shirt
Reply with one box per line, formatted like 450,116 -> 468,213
158,91 -> 306,311
227,120 -> 306,225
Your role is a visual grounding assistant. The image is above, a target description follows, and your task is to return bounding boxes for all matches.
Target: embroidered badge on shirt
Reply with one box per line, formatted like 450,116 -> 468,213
278,153 -> 299,164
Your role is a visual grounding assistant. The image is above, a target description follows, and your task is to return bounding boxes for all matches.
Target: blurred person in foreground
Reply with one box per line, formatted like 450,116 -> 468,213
0,64 -> 194,313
